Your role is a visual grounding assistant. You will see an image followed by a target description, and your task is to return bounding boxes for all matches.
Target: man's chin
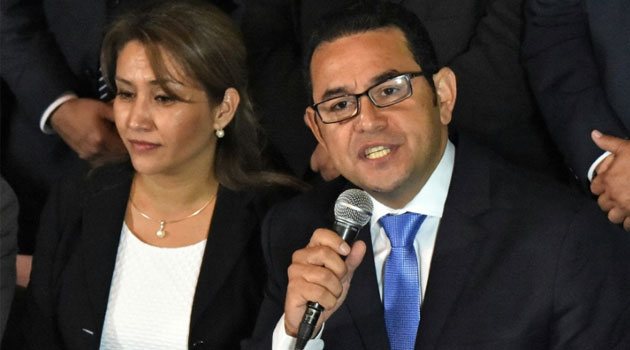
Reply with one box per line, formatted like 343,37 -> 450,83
356,178 -> 405,199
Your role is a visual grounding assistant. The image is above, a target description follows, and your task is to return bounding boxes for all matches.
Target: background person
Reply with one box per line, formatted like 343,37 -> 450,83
0,176 -> 18,342
523,0 -> 630,230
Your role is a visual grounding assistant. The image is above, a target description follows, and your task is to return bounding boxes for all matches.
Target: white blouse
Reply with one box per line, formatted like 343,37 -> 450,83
100,223 -> 206,350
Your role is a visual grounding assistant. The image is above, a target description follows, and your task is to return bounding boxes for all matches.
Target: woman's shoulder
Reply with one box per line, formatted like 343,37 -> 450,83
218,182 -> 304,222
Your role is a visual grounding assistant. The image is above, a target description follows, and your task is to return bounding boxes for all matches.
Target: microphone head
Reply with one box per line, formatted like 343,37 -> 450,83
334,189 -> 373,227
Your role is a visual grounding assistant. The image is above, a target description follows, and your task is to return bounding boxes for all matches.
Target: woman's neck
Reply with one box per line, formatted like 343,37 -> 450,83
130,171 -> 219,218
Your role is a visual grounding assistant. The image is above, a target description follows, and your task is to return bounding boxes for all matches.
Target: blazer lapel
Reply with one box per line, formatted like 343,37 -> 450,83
343,226 -> 391,350
416,139 -> 492,349
190,187 -> 258,326
80,168 -> 133,333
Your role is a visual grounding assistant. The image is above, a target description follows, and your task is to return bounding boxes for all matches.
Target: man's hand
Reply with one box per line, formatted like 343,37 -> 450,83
50,98 -> 127,166
590,130 -> 630,231
284,228 -> 366,337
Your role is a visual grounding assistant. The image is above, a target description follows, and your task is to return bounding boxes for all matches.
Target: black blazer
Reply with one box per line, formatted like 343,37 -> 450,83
22,163 -> 272,349
245,135 -> 630,349
242,0 -> 565,180
523,0 -> 630,185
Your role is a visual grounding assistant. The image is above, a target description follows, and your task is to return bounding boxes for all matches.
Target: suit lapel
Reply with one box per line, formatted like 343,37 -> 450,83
190,187 -> 257,326
416,139 -> 492,349
80,167 -> 133,334
344,226 -> 391,350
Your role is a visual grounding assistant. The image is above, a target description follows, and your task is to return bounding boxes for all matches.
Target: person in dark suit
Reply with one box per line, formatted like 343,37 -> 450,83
0,176 -> 18,342
21,2 -> 299,349
241,0 -> 567,183
244,3 -> 630,349
523,0 -> 630,231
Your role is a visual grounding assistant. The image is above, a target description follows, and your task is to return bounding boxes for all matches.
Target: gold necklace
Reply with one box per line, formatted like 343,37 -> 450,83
130,194 -> 216,238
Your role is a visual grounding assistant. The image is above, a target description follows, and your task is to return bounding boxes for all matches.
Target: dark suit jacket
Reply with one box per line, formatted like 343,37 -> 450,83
0,0 -> 236,253
245,135 -> 630,349
523,0 -> 630,185
242,0 -> 565,181
22,163 -> 272,349
0,176 -> 18,340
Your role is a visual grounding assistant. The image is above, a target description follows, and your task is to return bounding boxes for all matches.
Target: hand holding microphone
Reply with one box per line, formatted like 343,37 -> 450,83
284,189 -> 373,350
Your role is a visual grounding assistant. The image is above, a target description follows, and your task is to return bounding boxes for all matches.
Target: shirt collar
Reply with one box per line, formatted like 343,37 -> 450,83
370,140 -> 455,221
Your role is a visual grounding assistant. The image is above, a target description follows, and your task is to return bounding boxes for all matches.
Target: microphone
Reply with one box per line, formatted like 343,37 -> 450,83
294,189 -> 373,350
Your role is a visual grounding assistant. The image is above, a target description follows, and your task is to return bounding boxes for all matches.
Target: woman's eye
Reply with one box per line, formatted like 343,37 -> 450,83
116,91 -> 134,100
155,94 -> 175,103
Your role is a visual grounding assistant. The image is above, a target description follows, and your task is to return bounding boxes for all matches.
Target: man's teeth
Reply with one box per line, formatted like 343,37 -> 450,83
365,146 -> 391,159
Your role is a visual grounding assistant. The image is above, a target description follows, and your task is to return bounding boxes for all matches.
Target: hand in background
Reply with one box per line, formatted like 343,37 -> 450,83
310,144 -> 340,181
284,228 -> 366,337
50,98 -> 127,166
591,130 -> 630,231
305,113 -> 340,181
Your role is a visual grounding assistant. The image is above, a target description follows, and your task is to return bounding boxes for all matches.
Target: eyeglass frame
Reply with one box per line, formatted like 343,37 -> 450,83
310,71 -> 426,124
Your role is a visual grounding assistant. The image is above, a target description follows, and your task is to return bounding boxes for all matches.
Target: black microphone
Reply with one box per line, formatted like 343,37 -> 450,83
294,189 -> 373,350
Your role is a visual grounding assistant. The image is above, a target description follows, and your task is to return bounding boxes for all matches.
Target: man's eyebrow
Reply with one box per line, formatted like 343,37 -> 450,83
318,70 -> 404,101
320,87 -> 350,101
369,70 -> 402,85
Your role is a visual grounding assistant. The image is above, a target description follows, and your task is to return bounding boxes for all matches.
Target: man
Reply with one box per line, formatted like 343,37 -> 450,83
242,0 -> 567,183
522,0 -> 630,231
245,3 -> 630,349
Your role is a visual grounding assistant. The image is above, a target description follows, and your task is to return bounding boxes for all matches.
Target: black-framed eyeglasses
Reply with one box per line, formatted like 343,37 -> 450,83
311,72 -> 424,124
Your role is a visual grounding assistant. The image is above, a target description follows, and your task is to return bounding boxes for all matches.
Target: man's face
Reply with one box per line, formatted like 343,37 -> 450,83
306,27 -> 456,208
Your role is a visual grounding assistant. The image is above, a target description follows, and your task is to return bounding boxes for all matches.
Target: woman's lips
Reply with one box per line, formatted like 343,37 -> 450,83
129,140 -> 160,152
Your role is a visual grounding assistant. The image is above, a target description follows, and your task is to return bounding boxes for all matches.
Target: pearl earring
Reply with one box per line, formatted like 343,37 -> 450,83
215,128 -> 225,138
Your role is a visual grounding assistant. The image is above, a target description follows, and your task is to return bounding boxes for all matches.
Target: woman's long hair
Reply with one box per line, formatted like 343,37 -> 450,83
101,0 -> 304,191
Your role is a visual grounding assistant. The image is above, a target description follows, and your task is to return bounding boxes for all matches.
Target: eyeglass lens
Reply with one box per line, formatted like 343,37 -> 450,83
318,75 -> 411,123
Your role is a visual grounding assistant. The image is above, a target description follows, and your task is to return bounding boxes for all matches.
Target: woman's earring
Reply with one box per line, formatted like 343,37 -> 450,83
215,128 -> 225,138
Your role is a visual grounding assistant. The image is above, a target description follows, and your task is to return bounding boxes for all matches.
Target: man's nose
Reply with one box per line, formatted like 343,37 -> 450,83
355,95 -> 387,132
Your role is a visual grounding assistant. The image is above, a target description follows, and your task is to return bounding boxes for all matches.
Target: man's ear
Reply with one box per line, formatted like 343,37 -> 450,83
432,67 -> 457,126
304,107 -> 327,150
213,87 -> 240,131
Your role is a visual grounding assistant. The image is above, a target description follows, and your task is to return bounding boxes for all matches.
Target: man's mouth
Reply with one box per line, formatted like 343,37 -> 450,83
365,145 -> 391,159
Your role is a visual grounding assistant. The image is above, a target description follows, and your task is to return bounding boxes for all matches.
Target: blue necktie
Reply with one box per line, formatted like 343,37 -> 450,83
379,212 -> 426,350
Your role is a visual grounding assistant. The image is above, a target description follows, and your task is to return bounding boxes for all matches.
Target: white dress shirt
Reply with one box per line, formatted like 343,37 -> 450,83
273,141 -> 456,350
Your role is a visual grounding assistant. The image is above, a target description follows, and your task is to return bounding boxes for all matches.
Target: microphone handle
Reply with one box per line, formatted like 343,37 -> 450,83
294,221 -> 361,350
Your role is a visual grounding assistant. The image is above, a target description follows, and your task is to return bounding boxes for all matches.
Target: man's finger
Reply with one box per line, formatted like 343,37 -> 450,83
344,240 -> 366,278
592,130 -> 626,153
607,207 -> 626,224
590,176 -> 605,196
98,101 -> 116,121
307,228 -> 351,256
597,192 -> 615,212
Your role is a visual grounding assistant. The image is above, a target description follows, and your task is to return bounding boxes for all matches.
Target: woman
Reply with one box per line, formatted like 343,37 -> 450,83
22,2 -> 300,349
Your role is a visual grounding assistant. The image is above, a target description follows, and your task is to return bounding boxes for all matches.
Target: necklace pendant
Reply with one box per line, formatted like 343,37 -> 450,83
156,221 -> 166,238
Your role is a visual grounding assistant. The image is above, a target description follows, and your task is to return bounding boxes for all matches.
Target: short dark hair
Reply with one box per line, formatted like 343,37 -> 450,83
101,0 -> 300,190
303,2 -> 439,102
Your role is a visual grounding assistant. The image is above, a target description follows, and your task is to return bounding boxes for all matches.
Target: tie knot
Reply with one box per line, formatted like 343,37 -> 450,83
379,212 -> 426,248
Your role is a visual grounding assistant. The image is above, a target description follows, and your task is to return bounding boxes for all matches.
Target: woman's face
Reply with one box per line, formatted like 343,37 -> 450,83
113,40 -> 221,177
